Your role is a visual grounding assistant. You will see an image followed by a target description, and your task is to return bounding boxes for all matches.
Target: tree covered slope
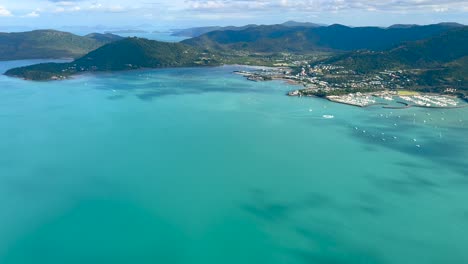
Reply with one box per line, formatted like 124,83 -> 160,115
182,23 -> 464,53
5,38 -> 219,80
0,30 -> 123,60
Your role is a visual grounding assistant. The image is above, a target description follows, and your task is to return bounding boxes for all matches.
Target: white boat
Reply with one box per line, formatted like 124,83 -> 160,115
323,115 -> 335,119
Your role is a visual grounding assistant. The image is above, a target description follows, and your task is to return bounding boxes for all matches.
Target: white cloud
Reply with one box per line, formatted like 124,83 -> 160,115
54,1 -> 77,6
0,0 -> 466,27
23,9 -> 40,17
4,0 -> 465,17
190,1 -> 226,9
184,0 -> 468,13
88,3 -> 125,12
49,1 -> 127,13
0,5 -> 13,16
52,1 -> 82,12
107,5 -> 125,12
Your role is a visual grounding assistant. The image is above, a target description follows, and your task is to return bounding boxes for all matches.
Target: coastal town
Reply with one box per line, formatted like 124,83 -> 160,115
234,63 -> 467,108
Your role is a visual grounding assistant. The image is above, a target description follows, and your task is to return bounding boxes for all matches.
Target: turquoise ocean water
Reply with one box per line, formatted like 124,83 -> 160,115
0,60 -> 467,264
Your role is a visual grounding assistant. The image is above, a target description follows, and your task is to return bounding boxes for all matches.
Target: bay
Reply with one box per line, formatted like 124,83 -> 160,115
0,60 -> 467,264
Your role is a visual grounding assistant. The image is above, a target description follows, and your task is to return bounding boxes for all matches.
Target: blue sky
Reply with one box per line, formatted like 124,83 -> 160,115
0,0 -> 467,30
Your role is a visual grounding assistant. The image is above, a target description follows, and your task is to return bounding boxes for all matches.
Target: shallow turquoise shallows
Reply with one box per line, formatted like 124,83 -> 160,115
1,60 -> 468,264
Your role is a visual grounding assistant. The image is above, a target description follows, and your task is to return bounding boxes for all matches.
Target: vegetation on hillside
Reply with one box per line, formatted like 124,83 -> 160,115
5,38 -> 220,80
3,24 -> 467,100
319,27 -> 468,91
182,23 -> 464,53
171,21 -> 323,37
0,30 -> 123,60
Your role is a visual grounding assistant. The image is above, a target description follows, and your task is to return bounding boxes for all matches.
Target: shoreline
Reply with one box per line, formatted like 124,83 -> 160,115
234,66 -> 468,109
4,61 -> 467,110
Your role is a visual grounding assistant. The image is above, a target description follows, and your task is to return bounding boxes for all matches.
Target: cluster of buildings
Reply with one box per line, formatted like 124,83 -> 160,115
234,63 -> 465,108
280,64 -> 413,94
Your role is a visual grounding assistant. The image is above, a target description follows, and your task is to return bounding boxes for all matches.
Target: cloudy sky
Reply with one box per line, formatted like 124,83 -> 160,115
0,0 -> 467,30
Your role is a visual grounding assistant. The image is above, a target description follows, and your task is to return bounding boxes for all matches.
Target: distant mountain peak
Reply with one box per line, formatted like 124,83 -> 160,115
388,24 -> 418,29
437,22 -> 465,27
388,22 -> 465,29
327,24 -> 350,29
0,30 -> 122,60
183,23 -> 466,53
280,21 -> 324,28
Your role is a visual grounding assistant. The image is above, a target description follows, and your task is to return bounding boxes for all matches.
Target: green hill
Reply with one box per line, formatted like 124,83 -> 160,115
172,21 -> 323,38
0,30 -> 123,60
322,27 -> 468,70
182,23 -> 464,53
171,25 -> 257,37
5,38 -> 219,80
84,33 -> 124,43
320,27 -> 468,91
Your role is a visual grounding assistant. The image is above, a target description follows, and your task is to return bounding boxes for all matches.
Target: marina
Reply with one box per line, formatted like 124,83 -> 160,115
399,95 -> 461,107
327,93 -> 378,107
289,89 -> 467,109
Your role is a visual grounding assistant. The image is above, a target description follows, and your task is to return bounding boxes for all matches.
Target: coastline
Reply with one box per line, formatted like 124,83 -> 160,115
4,61 -> 467,110
233,66 -> 468,109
